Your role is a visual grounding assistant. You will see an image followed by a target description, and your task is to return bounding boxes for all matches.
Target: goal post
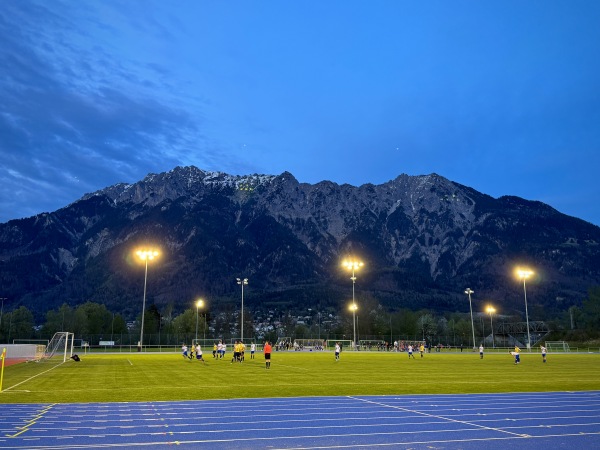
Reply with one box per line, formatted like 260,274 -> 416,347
325,340 -> 352,351
359,340 -> 386,350
292,339 -> 325,350
275,337 -> 291,350
40,332 -> 74,362
545,341 -> 570,352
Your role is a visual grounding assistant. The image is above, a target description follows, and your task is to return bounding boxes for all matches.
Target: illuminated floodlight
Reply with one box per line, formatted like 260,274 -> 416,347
135,248 -> 160,349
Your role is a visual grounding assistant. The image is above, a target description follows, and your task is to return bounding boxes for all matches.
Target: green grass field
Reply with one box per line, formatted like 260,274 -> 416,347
1,351 -> 599,404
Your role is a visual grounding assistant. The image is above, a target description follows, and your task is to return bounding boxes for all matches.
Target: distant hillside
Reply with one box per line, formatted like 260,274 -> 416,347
1,166 -> 599,320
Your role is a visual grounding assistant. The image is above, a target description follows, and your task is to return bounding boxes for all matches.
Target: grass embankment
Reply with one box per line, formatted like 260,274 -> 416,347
1,351 -> 598,404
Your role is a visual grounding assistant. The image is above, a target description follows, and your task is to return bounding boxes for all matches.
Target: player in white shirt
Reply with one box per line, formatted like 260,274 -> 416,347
195,345 -> 205,364
540,345 -> 547,363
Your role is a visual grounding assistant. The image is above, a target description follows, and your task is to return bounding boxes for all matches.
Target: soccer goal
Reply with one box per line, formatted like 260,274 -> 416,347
545,341 -> 570,352
292,339 -> 325,351
326,340 -> 353,351
359,340 -> 386,351
40,332 -> 75,362
275,337 -> 292,350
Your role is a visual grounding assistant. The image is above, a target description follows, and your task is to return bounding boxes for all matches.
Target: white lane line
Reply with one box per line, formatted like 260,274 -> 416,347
25,416 -> 600,440
270,432 -> 600,449
392,400 -> 600,412
348,396 -> 529,438
1,433 -> 599,450
15,407 -> 600,433
0,429 -> 532,447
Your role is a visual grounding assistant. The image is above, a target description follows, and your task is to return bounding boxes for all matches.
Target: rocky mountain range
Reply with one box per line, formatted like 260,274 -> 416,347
1,166 -> 599,321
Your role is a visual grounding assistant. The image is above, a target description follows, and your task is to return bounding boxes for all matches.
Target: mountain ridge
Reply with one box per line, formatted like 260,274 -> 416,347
0,165 -> 598,321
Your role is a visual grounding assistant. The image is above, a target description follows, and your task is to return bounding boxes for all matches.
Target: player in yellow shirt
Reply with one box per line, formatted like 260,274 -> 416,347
512,346 -> 521,364
231,341 -> 241,363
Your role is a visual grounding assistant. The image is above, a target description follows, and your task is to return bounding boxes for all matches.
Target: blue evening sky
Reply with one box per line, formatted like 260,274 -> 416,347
1,1 -> 599,225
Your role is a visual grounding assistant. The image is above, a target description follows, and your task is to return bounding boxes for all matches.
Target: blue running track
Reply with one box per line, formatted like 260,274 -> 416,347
1,391 -> 599,449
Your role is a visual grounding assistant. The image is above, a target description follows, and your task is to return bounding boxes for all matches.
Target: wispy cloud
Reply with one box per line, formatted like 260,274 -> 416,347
1,1 -> 599,226
0,1 -> 229,223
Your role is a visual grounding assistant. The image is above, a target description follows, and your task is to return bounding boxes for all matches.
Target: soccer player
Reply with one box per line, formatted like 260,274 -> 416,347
196,344 -> 206,364
250,342 -> 256,359
231,341 -> 239,363
419,343 -> 425,358
407,345 -> 415,359
335,342 -> 341,361
213,343 -> 217,358
189,344 -> 195,360
181,344 -> 188,359
264,340 -> 272,369
479,344 -> 484,359
540,345 -> 547,363
513,346 -> 521,364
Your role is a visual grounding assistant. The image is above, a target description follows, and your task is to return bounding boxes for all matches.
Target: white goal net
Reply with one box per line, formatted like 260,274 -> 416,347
40,332 -> 74,362
545,341 -> 570,352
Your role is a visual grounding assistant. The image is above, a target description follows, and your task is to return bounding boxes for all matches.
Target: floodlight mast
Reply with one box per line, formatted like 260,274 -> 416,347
0,297 -> 6,332
464,288 -> 476,349
517,268 -> 534,350
195,299 -> 204,342
237,278 -> 248,341
486,305 -> 496,348
343,260 -> 363,350
136,249 -> 159,350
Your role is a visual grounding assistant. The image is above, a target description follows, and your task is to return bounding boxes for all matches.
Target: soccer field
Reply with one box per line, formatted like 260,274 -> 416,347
1,351 -> 599,404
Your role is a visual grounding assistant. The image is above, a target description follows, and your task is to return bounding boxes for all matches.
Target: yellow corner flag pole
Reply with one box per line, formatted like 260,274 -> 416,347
0,347 -> 6,392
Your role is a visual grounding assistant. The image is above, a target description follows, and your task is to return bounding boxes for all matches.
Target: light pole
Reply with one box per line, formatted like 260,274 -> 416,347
517,268 -> 534,350
195,299 -> 204,343
136,249 -> 159,349
486,305 -> 496,348
0,297 -> 6,333
349,303 -> 358,350
464,288 -> 476,349
237,278 -> 248,341
343,259 -> 363,350
317,311 -> 321,341
203,305 -> 207,342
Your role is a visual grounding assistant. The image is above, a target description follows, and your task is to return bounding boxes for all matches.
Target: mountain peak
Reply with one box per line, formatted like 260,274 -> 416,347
2,165 -> 598,322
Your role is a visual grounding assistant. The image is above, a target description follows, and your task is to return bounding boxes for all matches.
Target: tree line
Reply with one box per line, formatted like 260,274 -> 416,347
1,286 -> 599,345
